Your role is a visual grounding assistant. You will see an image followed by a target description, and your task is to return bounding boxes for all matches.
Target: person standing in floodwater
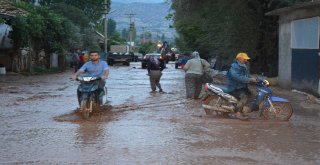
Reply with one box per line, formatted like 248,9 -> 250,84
147,54 -> 165,93
183,51 -> 210,99
71,51 -> 80,73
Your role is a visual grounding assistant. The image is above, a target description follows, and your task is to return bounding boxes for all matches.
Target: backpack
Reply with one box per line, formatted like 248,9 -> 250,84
83,53 -> 89,62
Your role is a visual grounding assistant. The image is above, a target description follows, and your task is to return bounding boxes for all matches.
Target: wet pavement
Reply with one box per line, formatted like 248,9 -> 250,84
0,62 -> 319,164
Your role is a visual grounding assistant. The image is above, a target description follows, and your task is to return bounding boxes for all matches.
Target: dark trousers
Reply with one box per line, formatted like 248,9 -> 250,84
229,87 -> 256,113
149,70 -> 162,91
185,73 -> 202,99
74,61 -> 80,72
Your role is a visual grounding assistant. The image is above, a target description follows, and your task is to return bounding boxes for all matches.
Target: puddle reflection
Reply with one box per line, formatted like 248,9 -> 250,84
75,122 -> 104,145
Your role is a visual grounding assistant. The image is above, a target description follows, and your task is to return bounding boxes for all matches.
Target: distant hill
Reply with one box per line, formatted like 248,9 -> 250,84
109,2 -> 175,42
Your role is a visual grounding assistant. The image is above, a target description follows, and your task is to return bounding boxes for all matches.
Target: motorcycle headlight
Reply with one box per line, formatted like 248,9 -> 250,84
263,80 -> 270,86
83,77 -> 92,81
77,77 -> 84,81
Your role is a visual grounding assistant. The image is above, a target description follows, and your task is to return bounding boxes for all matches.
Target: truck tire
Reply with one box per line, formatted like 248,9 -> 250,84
108,59 -> 114,66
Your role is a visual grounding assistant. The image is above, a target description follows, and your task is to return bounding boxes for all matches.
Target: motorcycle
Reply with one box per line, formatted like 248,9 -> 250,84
202,74 -> 293,120
76,76 -> 107,119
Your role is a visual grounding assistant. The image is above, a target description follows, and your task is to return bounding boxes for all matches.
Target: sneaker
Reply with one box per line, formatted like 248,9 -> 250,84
150,90 -> 156,93
235,112 -> 248,120
159,89 -> 164,93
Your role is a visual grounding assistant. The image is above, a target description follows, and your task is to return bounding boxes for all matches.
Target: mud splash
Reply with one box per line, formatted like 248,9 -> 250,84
1,62 -> 320,164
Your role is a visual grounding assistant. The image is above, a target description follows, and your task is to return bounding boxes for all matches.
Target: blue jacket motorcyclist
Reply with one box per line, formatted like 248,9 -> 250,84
226,53 -> 257,120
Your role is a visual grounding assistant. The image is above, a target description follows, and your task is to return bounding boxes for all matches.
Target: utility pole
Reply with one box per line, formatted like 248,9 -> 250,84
142,26 -> 146,44
125,13 -> 136,52
102,0 -> 108,52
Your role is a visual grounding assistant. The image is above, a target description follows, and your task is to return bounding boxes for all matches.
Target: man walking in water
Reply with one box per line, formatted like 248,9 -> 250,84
147,54 -> 165,93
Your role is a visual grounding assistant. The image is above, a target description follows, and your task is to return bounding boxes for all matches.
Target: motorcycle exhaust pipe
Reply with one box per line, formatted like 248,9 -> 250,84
202,104 -> 234,113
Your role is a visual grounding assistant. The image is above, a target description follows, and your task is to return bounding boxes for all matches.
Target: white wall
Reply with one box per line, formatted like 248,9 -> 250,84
0,24 -> 13,49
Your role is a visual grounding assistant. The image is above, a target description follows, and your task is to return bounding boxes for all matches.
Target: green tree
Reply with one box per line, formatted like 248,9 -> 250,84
96,18 -> 117,37
170,0 -> 309,76
49,0 -> 109,23
138,42 -> 154,54
50,3 -> 90,27
7,0 -> 115,72
0,18 -> 5,24
107,19 -> 117,37
108,32 -> 126,45
121,28 -> 129,40
10,2 -> 76,69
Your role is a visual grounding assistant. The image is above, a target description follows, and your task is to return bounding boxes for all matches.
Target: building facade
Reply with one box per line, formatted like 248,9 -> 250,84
267,1 -> 320,96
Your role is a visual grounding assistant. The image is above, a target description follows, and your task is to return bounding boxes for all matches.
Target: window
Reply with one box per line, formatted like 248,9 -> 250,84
291,17 -> 319,49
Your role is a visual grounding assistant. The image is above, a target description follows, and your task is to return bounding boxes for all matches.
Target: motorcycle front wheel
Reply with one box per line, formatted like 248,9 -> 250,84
101,87 -> 108,105
202,94 -> 229,117
262,101 -> 293,121
80,100 -> 92,119
92,99 -> 100,113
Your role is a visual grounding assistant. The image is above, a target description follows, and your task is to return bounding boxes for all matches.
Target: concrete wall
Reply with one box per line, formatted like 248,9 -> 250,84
278,20 -> 292,88
276,5 -> 320,95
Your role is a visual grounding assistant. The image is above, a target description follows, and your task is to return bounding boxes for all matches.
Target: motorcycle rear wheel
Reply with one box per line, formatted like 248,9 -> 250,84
202,94 -> 229,117
262,101 -> 293,121
80,100 -> 91,119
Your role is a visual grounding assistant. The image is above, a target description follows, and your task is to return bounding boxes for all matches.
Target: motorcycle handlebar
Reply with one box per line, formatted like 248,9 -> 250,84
256,75 -> 269,86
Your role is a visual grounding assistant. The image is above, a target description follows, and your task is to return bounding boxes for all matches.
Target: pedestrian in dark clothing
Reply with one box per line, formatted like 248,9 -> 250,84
226,52 -> 257,120
147,54 -> 165,93
72,52 -> 80,72
78,53 -> 85,69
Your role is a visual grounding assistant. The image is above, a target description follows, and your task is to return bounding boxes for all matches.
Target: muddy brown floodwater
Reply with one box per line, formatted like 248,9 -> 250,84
0,62 -> 319,164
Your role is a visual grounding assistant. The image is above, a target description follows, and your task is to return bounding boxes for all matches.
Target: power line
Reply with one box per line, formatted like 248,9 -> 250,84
124,13 -> 136,51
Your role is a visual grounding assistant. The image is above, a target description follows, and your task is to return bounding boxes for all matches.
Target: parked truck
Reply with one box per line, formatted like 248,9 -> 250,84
107,45 -> 135,66
110,45 -> 128,54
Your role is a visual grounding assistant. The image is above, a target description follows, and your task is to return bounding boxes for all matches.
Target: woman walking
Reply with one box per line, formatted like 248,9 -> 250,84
183,51 -> 210,99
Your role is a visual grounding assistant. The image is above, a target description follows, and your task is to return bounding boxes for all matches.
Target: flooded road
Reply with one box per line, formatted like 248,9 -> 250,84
0,62 -> 319,164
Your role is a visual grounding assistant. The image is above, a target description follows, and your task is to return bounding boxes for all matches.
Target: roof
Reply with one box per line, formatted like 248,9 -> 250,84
266,1 -> 320,16
0,0 -> 28,19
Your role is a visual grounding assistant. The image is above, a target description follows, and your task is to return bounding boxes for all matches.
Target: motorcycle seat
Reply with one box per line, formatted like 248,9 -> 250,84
213,84 -> 228,93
